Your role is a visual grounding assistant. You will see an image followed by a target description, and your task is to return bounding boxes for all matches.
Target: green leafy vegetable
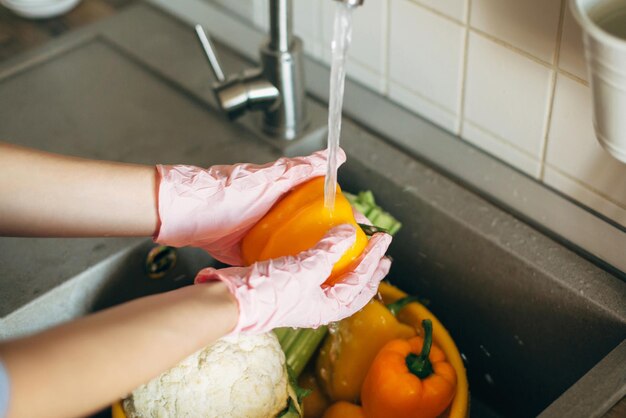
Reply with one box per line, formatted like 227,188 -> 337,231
344,191 -> 402,235
277,366 -> 310,417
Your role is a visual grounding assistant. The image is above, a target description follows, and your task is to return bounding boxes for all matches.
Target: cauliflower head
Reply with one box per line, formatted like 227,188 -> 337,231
123,332 -> 289,418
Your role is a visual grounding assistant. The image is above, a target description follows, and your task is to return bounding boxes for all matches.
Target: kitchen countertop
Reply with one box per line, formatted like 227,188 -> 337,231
0,0 -> 136,62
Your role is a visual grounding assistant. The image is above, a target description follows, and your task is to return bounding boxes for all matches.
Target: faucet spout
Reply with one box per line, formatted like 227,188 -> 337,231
334,0 -> 365,7
269,0 -> 293,53
260,0 -> 307,139
197,0 -> 364,140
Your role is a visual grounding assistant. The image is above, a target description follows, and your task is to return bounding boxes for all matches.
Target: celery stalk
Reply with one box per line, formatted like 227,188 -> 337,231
273,327 -> 289,344
277,328 -> 302,355
274,327 -> 328,378
285,327 -> 328,377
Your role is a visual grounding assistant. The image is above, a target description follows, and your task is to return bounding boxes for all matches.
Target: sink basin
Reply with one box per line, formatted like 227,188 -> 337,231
0,3 -> 624,418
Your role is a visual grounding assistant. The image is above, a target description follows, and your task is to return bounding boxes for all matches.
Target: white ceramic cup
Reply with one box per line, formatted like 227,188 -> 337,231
0,0 -> 82,19
571,0 -> 626,163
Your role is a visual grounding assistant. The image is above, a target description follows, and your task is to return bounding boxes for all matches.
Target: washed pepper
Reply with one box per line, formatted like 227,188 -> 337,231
361,320 -> 457,418
241,177 -> 368,286
378,282 -> 469,418
322,402 -> 365,418
315,297 -> 417,402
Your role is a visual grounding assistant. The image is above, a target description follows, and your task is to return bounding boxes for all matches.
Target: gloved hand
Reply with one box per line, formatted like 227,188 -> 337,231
155,150 -> 346,265
194,225 -> 392,334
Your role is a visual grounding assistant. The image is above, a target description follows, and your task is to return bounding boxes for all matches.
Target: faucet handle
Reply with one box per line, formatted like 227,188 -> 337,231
194,24 -> 226,83
194,24 -> 280,120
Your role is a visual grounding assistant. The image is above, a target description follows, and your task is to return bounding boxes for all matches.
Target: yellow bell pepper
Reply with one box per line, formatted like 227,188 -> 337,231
111,401 -> 126,418
377,282 -> 469,418
241,177 -> 368,286
315,298 -> 416,403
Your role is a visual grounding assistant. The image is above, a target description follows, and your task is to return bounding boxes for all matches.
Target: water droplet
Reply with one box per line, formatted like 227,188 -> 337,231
479,344 -> 491,357
514,335 -> 524,346
485,373 -> 494,385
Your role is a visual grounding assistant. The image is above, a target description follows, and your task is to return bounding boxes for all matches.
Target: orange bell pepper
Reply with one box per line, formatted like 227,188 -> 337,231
322,401 -> 365,418
241,177 -> 368,285
377,282 -> 469,418
361,320 -> 456,418
315,298 -> 416,402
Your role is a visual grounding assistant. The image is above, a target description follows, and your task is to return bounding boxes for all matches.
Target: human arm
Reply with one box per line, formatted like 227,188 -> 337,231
0,281 -> 238,418
0,142 -> 158,237
0,142 -> 340,253
0,225 -> 391,418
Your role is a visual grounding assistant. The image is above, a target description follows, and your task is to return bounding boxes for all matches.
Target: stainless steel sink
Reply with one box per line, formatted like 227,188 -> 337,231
0,3 -> 624,418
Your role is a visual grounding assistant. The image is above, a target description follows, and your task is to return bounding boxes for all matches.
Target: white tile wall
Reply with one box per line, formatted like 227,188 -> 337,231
321,0 -> 388,92
388,0 -> 465,132
412,0 -> 468,22
207,0 -> 626,228
558,5 -> 588,81
462,32 -> 552,176
545,75 -> 626,224
470,0 -> 562,63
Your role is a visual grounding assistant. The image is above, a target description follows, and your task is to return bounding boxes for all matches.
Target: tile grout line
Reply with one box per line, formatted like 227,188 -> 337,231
558,68 -> 589,86
407,0 -> 465,26
389,78 -> 459,116
456,0 -> 471,137
470,27 -> 556,69
405,1 -> 563,73
335,0 -> 624,221
464,120 -> 543,160
538,0 -> 567,181
544,163 -> 626,211
347,54 -> 387,78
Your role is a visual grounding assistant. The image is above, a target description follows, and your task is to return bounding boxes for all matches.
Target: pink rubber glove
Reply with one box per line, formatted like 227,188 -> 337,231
155,150 -> 346,265
194,225 -> 392,334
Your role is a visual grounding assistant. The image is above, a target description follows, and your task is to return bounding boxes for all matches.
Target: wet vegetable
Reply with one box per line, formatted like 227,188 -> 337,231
299,369 -> 330,418
377,282 -> 469,418
315,297 -> 416,402
344,191 -> 402,235
274,326 -> 329,378
361,320 -> 457,418
322,401 -> 365,418
241,177 -> 368,286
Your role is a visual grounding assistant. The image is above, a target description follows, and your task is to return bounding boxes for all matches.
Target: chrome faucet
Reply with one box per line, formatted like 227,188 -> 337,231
196,0 -> 363,141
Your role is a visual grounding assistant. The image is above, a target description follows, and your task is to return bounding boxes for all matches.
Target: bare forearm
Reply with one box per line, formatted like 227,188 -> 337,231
0,142 -> 158,237
0,282 -> 238,418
